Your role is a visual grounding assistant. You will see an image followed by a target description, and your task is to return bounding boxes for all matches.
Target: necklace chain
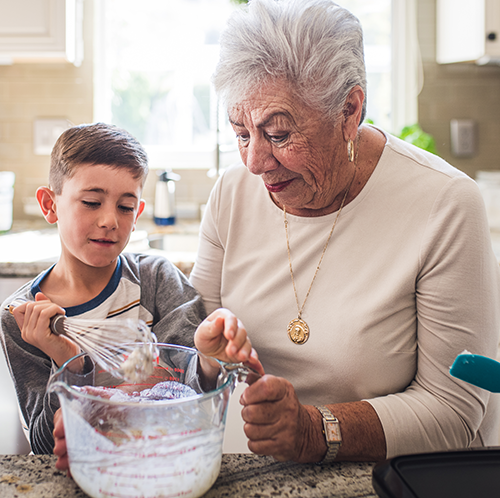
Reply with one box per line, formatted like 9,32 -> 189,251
284,178 -> 352,319
283,132 -> 360,344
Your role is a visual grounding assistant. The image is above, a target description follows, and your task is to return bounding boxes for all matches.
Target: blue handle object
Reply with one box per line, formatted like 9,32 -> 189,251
450,353 -> 500,393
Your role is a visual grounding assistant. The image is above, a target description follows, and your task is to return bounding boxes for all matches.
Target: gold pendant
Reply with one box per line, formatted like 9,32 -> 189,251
287,318 -> 310,345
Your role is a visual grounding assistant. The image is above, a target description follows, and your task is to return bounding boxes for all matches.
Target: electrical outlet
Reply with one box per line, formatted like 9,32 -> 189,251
33,118 -> 71,155
450,119 -> 476,157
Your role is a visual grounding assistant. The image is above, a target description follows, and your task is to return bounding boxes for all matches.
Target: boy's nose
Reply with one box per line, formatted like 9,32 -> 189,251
97,209 -> 118,230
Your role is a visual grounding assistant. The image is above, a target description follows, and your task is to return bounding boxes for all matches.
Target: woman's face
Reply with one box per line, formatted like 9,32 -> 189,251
228,81 -> 347,216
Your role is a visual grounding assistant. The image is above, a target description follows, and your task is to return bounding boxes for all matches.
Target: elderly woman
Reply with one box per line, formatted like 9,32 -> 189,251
190,0 -> 500,463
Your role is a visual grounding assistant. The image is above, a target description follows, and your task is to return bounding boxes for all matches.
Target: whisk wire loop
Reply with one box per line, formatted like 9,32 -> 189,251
50,315 -> 158,381
7,300 -> 158,382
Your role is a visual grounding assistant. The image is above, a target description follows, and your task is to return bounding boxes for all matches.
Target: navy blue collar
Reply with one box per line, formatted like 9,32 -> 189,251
30,256 -> 123,317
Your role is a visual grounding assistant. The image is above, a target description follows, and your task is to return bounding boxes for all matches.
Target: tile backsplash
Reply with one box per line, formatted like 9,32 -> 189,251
417,0 -> 500,179
0,0 -> 94,222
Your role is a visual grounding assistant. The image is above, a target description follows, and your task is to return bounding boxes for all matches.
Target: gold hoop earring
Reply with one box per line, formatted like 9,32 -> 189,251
347,139 -> 355,162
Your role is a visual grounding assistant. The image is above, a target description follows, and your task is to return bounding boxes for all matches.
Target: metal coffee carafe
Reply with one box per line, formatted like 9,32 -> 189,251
154,170 -> 180,225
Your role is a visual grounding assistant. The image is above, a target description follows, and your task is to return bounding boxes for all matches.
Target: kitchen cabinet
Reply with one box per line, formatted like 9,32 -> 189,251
437,0 -> 500,64
0,0 -> 83,66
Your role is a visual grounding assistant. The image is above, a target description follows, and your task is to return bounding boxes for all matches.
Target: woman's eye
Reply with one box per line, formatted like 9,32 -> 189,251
82,201 -> 100,208
236,134 -> 250,145
268,134 -> 289,145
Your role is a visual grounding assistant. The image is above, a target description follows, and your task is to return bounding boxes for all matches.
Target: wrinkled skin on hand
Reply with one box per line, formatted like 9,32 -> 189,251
240,374 -> 323,463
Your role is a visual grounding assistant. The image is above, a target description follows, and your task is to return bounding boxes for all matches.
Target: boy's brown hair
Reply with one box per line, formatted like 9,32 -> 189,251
50,122 -> 149,194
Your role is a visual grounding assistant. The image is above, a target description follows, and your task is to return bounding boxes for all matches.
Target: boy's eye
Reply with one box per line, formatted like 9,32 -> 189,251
82,200 -> 100,208
119,205 -> 135,213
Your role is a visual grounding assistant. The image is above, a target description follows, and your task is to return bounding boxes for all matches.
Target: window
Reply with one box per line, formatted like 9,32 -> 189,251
94,0 -> 416,171
344,0 -> 392,130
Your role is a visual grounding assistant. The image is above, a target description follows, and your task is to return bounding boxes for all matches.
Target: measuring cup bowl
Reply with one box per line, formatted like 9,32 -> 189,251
48,343 -> 255,498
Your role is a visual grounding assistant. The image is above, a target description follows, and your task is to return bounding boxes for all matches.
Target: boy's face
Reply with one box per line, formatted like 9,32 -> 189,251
50,164 -> 145,269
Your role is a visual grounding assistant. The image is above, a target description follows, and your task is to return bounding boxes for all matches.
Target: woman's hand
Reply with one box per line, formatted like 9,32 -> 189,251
53,408 -> 70,473
241,376 -> 387,462
240,374 -> 326,463
12,293 -> 80,367
194,308 -> 265,375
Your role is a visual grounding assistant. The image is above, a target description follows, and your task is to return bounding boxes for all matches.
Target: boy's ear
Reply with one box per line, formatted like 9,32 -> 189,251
36,187 -> 58,224
132,199 -> 146,231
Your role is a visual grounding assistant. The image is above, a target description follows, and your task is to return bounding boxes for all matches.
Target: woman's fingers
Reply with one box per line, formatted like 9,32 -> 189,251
245,349 -> 265,377
195,308 -> 264,368
226,319 -> 251,360
239,375 -> 306,461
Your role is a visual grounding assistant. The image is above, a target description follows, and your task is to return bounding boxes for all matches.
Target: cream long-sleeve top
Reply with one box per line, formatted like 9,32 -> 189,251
190,128 -> 500,458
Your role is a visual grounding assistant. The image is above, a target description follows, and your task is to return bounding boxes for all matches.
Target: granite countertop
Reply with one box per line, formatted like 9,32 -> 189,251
0,454 -> 377,498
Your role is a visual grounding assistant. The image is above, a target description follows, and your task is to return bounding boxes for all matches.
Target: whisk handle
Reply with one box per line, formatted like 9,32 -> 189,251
50,315 -> 66,336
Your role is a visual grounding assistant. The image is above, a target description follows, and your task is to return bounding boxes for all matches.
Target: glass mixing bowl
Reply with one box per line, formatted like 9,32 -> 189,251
49,343 -> 258,498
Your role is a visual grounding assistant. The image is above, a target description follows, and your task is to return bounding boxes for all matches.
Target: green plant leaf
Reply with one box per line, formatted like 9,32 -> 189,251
397,124 -> 438,155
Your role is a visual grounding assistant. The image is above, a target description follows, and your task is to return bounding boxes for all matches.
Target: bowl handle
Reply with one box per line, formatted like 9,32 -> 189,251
222,363 -> 261,385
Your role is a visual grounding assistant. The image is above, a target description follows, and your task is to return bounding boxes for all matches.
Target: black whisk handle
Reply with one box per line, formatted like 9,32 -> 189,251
50,315 -> 66,336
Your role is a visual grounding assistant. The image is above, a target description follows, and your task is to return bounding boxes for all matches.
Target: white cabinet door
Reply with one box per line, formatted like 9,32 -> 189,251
437,0 -> 500,64
0,0 -> 83,66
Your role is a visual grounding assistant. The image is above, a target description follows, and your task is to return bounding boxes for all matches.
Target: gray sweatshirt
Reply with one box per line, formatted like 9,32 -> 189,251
0,252 -> 206,454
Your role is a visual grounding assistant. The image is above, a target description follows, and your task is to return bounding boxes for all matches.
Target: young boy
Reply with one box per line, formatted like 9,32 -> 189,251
0,123 -> 262,456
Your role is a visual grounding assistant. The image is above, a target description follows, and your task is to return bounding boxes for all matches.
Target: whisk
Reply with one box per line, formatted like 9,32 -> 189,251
7,300 -> 158,382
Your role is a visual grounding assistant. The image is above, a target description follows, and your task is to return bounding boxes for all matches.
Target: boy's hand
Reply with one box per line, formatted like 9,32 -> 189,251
194,308 -> 265,376
12,293 -> 80,367
53,408 -> 70,474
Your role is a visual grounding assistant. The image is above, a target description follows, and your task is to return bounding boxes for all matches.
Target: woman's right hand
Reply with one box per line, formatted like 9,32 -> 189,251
12,293 -> 80,367
240,374 -> 326,463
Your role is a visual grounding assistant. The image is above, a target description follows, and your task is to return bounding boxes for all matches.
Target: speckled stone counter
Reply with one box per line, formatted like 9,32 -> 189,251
0,454 -> 377,497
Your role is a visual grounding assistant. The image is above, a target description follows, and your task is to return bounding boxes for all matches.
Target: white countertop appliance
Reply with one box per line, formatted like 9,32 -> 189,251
153,170 -> 180,226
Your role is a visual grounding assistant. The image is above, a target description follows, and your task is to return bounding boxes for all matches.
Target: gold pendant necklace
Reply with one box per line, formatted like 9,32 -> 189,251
284,134 -> 359,345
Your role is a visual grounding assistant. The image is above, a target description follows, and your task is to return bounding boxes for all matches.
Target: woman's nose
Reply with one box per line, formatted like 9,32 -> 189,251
242,137 -> 278,176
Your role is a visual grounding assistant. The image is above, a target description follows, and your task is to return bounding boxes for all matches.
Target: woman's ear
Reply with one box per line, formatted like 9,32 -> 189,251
36,187 -> 58,224
342,85 -> 365,142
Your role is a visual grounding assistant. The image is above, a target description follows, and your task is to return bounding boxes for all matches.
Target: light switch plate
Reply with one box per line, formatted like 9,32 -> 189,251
450,119 -> 476,157
33,118 -> 72,155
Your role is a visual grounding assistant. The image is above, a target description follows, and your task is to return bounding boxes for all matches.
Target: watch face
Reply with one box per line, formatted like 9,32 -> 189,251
325,421 -> 341,442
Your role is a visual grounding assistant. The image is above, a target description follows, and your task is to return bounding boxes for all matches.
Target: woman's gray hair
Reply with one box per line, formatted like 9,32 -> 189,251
213,0 -> 366,125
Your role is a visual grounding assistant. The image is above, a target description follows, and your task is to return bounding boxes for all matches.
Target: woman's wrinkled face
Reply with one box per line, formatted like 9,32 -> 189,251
228,81 -> 345,215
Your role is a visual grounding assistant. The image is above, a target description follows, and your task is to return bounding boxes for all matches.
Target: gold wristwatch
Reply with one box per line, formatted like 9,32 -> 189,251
314,405 -> 342,464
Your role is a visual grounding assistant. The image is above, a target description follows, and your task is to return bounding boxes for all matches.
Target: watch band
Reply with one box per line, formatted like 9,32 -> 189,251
314,405 -> 342,464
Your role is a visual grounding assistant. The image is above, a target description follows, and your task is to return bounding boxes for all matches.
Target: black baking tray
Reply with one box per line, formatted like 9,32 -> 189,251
372,447 -> 500,498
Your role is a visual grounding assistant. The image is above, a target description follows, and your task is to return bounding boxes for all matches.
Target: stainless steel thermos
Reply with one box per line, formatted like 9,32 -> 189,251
154,170 -> 180,225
